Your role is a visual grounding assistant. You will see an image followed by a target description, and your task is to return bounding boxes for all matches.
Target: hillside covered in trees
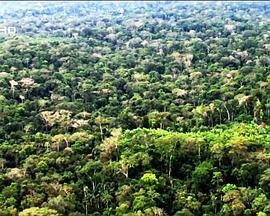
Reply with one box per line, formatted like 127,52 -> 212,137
0,1 -> 270,215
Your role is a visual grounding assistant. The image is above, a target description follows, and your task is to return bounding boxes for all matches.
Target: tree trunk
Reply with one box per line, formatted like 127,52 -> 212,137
64,137 -> 69,147
168,154 -> 172,178
99,123 -> 103,141
223,104 -> 230,122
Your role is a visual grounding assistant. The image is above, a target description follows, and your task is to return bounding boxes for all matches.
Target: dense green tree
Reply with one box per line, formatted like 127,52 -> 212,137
0,2 -> 269,215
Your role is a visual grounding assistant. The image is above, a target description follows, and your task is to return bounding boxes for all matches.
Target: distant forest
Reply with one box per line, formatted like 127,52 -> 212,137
0,2 -> 270,216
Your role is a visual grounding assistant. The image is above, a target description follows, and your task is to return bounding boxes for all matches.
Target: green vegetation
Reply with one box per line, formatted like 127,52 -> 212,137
0,1 -> 270,215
